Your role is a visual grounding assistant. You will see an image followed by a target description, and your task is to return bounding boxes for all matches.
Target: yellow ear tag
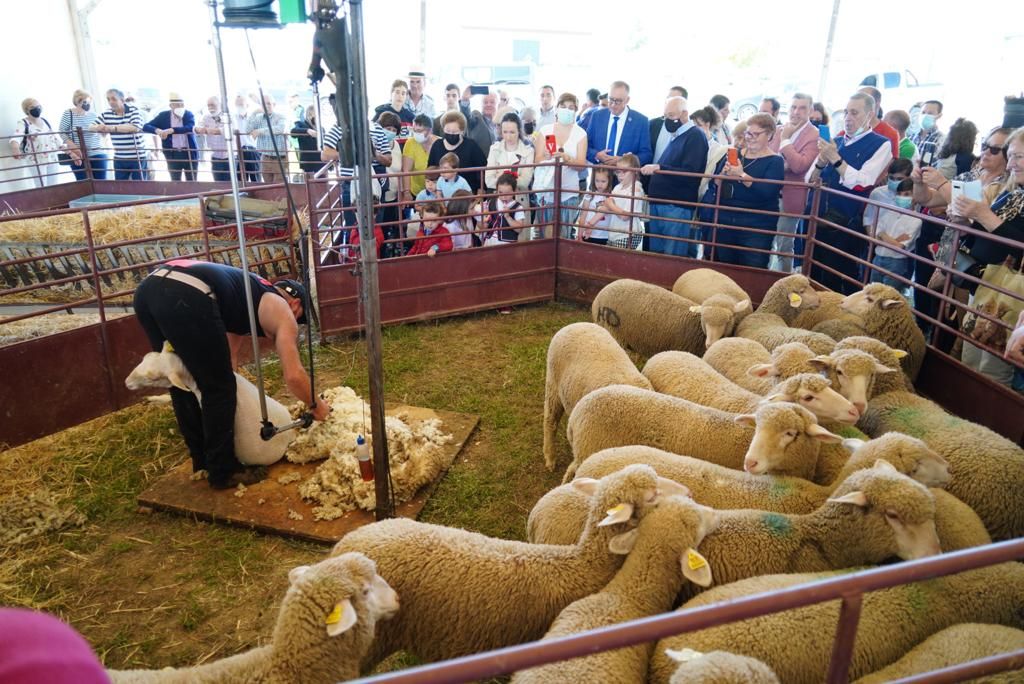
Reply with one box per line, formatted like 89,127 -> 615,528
789,292 -> 802,307
687,549 -> 708,571
162,340 -> 175,353
607,504 -> 626,516
325,603 -> 343,625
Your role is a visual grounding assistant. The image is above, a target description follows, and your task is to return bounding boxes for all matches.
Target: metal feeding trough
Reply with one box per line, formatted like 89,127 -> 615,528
0,196 -> 293,296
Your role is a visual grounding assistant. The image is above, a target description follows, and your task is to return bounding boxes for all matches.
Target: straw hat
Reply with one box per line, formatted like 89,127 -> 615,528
168,92 -> 184,103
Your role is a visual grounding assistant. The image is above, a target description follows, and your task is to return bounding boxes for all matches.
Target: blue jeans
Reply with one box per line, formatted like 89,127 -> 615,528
113,157 -> 148,180
539,195 -> 580,239
649,203 -> 696,257
870,255 -> 912,288
211,157 -> 232,182
71,154 -> 109,181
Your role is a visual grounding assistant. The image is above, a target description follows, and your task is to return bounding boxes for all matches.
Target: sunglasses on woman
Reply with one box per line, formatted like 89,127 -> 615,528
982,143 -> 1006,155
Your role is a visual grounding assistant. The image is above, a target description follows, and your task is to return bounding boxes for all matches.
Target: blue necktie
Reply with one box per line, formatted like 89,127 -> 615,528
607,115 -> 620,156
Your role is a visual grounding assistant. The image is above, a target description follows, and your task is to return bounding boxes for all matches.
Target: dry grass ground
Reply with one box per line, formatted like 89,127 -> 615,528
0,301 -> 587,672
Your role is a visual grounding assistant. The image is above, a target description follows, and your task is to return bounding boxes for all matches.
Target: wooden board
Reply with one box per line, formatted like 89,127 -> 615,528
137,405 -> 479,545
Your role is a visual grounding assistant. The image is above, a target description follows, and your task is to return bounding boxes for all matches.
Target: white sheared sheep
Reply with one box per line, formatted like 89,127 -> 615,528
125,343 -> 293,466
542,322 -> 652,471
672,268 -> 754,321
642,351 -> 860,425
702,337 -> 775,393
832,284 -> 927,380
737,312 -> 838,355
527,435 -> 952,546
511,495 -> 717,684
753,273 -> 822,321
329,464 -> 682,667
855,623 -> 1024,683
648,562 -> 1024,684
590,279 -> 711,357
666,649 -> 781,684
564,385 -> 841,482
107,552 -> 399,684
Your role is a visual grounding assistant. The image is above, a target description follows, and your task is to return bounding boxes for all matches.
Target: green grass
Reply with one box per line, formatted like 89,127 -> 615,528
0,301 -> 589,669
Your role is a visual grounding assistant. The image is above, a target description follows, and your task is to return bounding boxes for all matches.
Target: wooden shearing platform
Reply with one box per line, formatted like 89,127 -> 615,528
137,405 -> 479,544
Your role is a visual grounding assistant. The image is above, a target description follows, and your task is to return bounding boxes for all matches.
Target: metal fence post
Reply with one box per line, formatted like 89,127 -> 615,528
802,180 -> 823,278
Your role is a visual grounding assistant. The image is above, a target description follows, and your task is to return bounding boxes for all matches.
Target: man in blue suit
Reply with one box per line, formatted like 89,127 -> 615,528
143,92 -> 198,181
586,81 -> 653,166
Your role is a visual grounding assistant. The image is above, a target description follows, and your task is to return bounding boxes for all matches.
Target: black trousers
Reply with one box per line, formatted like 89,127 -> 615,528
810,220 -> 867,295
133,275 -> 240,486
165,148 -> 197,181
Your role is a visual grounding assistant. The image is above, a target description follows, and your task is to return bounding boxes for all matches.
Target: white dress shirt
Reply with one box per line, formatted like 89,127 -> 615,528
806,128 -> 893,189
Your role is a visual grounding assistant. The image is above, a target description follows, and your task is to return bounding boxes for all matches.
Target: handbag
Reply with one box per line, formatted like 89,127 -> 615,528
960,258 -> 1024,348
57,111 -> 79,166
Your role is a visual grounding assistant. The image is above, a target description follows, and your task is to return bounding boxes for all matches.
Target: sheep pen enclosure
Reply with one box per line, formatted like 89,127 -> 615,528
0,302 -> 585,672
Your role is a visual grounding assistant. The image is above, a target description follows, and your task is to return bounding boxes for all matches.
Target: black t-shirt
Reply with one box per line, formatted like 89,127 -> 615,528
373,104 -> 415,141
165,259 -> 281,337
427,137 -> 487,193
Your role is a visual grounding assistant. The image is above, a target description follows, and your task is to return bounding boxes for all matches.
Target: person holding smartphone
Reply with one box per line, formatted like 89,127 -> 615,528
535,92 -> 588,238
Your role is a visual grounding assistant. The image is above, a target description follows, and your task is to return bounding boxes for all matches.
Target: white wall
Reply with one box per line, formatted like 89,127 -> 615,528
1,0 -> 82,191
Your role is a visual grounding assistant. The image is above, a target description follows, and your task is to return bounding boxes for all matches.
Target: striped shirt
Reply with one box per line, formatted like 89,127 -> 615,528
58,108 -> 102,153
244,111 -> 288,158
97,105 -> 146,159
323,123 -> 391,154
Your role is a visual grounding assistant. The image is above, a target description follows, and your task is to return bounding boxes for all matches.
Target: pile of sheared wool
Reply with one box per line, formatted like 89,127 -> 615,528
0,490 -> 85,546
286,386 -> 453,520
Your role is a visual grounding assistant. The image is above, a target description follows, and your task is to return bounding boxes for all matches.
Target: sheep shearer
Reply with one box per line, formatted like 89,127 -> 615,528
133,259 -> 329,489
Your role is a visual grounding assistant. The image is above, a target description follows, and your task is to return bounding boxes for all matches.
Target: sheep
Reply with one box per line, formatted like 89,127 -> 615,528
806,349 -> 899,416
703,339 -> 818,395
564,385 -> 842,483
329,464 -> 682,667
528,434 -> 952,546
542,322 -> 652,471
125,344 -> 293,466
753,273 -> 822,323
590,279 -> 708,357
672,268 -> 754,322
648,562 -> 1024,684
665,649 -> 781,684
836,337 -> 1024,541
833,335 -> 915,392
737,312 -> 838,356
642,351 -> 860,425
510,495 -> 718,684
107,552 -> 399,684
791,289 -> 850,330
855,624 -> 1024,684
832,284 -> 927,380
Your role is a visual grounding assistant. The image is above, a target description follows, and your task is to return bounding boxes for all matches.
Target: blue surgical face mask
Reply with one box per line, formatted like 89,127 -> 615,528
555,107 -> 574,126
383,129 -> 398,143
920,114 -> 936,130
887,179 -> 901,193
894,195 -> 913,209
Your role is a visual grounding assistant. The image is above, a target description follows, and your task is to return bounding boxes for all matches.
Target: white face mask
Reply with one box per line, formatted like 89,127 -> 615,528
172,107 -> 185,118
413,131 -> 428,144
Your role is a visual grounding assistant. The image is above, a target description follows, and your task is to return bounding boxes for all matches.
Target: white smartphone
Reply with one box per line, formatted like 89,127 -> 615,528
950,180 -> 965,205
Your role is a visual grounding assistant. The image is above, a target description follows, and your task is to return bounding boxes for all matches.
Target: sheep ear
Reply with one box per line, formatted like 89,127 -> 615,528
161,340 -> 175,354
681,548 -> 713,587
880,298 -> 904,309
657,477 -> 691,498
167,370 -> 193,392
734,299 -> 750,313
842,438 -> 866,453
892,349 -> 909,359
873,362 -> 896,374
828,490 -> 869,507
571,478 -> 600,497
688,305 -> 702,314
808,355 -> 834,371
665,647 -> 704,664
873,458 -> 898,472
325,599 -> 358,637
764,391 -> 791,403
747,363 -> 776,378
608,528 -> 639,554
288,565 -> 311,584
733,414 -> 756,428
806,423 -> 842,443
789,292 -> 803,307
599,503 -> 635,527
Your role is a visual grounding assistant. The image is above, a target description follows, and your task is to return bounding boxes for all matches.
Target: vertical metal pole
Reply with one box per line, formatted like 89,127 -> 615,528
826,593 -> 863,683
817,0 -> 842,103
803,181 -> 823,278
346,0 -> 393,520
207,0 -> 271,426
418,0 -> 427,64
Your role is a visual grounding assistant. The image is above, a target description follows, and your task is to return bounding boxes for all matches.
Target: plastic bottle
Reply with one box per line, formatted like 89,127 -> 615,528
356,435 -> 373,482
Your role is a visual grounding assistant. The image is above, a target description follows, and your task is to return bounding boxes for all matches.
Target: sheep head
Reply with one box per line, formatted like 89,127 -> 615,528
746,342 -> 817,382
665,649 -> 781,684
689,295 -> 750,348
734,402 -> 841,478
124,343 -> 196,393
276,552 -> 398,656
764,373 -> 860,424
839,283 -> 905,318
808,349 -> 895,415
573,464 -> 667,551
841,433 -> 950,488
775,274 -> 821,310
827,459 -> 941,560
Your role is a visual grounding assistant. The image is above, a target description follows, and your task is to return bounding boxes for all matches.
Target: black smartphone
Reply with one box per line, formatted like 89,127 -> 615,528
469,85 -> 490,96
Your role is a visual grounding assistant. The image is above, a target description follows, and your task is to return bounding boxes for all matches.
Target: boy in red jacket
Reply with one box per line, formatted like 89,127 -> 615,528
406,201 -> 453,257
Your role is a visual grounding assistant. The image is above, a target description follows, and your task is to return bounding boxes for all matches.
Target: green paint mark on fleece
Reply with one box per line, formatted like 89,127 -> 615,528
837,425 -> 867,439
885,406 -> 929,438
905,582 -> 930,614
769,480 -> 794,500
761,513 -> 793,537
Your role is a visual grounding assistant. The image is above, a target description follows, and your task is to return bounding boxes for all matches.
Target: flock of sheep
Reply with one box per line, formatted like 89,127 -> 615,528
109,269 -> 1024,683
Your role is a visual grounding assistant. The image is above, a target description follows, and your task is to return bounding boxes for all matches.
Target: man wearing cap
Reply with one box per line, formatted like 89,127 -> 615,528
143,93 -> 198,181
407,68 -> 435,119
133,260 -> 329,489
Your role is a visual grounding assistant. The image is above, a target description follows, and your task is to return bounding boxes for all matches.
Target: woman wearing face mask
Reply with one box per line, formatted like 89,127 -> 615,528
10,97 -> 65,187
59,89 -> 107,181
520,107 -> 541,148
809,102 -> 830,127
690,105 -> 728,199
535,92 -> 588,238
142,93 -> 197,181
401,114 -> 439,212
289,105 -> 323,176
486,112 -> 534,206
372,111 -> 404,257
427,110 -> 487,194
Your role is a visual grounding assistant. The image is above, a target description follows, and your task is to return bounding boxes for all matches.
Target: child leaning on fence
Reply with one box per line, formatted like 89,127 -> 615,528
483,172 -> 527,245
407,201 -> 453,257
602,153 -> 647,250
578,166 -> 615,245
868,178 -> 921,289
